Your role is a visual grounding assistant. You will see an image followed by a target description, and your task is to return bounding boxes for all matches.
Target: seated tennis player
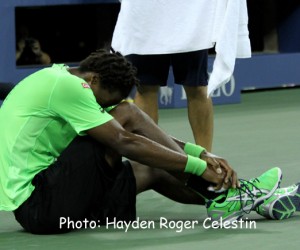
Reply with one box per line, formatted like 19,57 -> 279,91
0,50 -> 299,234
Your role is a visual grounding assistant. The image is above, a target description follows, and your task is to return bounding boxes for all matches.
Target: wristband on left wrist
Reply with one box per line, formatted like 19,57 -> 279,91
184,142 -> 206,157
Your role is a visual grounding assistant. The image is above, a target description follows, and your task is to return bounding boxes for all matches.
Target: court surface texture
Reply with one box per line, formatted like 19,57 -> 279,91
1,88 -> 300,250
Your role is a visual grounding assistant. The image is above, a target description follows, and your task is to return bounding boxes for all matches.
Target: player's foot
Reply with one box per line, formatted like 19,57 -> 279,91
206,167 -> 282,225
256,182 -> 300,220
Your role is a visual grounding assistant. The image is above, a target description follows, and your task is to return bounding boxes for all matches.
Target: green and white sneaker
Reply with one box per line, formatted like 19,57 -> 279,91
206,167 -> 282,225
256,183 -> 300,220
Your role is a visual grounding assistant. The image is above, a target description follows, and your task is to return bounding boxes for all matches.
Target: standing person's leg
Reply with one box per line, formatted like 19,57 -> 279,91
134,85 -> 160,123
126,54 -> 170,123
172,50 -> 213,151
184,85 -> 214,151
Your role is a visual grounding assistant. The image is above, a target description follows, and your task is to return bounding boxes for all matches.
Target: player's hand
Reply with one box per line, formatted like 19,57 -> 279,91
200,164 -> 226,190
200,151 -> 239,189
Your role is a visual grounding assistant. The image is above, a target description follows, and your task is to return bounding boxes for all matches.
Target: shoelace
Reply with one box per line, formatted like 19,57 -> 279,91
237,178 -> 263,214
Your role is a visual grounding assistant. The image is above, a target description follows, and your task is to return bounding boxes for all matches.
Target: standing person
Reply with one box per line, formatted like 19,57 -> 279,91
0,49 -> 295,235
112,0 -> 252,152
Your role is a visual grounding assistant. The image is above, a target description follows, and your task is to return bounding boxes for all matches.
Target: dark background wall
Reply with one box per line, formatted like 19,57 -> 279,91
0,0 -> 119,85
1,0 -> 300,88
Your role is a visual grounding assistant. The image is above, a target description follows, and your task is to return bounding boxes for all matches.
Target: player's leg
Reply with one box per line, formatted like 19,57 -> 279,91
109,100 -> 193,185
108,101 -> 218,204
126,157 -> 283,223
14,137 -> 115,234
130,161 -> 206,205
126,54 -> 170,123
172,50 -> 213,151
108,103 -> 282,224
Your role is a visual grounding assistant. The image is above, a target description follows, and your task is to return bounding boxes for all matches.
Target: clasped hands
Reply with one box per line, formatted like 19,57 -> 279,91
200,151 -> 239,191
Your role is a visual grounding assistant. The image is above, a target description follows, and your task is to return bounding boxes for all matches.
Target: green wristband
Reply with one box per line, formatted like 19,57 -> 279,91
184,155 -> 207,176
184,142 -> 206,157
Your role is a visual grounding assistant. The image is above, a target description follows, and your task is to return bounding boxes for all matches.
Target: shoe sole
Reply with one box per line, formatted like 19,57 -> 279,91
270,183 -> 300,220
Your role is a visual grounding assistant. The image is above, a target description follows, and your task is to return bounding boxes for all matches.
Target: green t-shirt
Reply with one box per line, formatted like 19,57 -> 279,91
0,64 -> 113,211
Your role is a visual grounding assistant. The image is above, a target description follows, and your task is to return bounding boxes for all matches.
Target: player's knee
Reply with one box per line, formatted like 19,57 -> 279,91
122,101 -> 154,123
111,101 -> 152,131
111,101 -> 139,120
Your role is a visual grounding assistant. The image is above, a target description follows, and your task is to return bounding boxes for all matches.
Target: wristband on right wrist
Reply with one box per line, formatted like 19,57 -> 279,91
184,155 -> 207,176
184,142 -> 206,157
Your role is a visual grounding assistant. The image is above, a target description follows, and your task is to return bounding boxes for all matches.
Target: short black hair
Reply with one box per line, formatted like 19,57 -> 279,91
79,49 -> 139,98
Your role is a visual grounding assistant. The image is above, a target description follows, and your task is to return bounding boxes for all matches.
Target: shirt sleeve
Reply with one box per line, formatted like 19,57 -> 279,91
49,73 -> 113,135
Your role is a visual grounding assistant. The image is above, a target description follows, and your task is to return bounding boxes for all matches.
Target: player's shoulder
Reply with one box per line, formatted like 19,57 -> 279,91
51,64 -> 85,87
52,66 -> 93,99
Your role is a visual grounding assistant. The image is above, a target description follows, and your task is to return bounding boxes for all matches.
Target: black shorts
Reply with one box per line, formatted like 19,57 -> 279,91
14,136 -> 136,234
126,50 -> 208,87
